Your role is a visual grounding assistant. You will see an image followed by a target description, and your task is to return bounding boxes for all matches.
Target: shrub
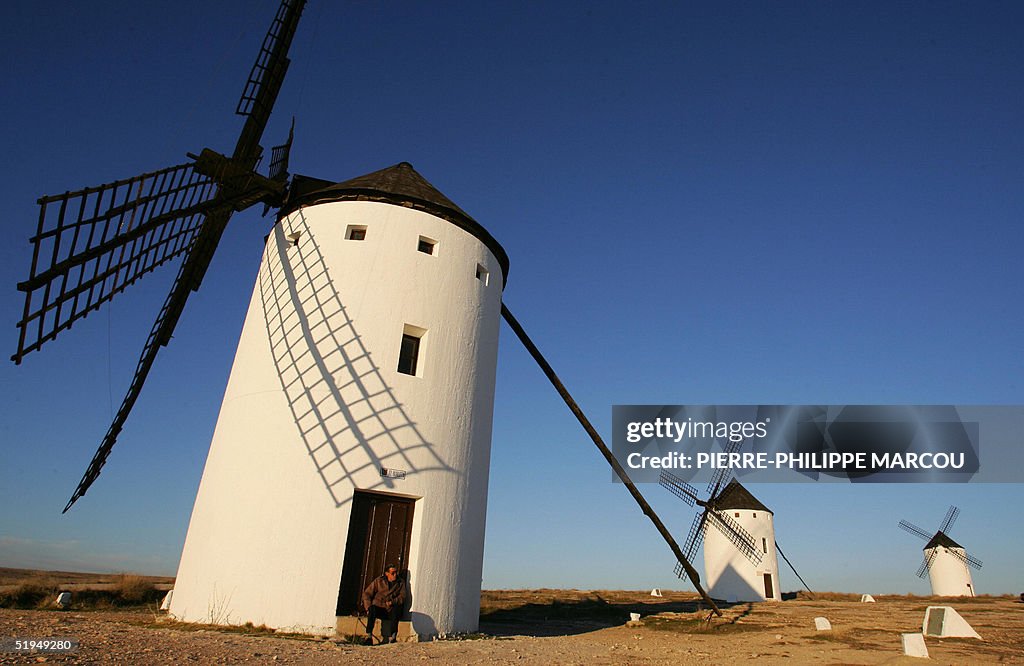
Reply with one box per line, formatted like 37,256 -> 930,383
0,583 -> 56,609
112,574 -> 158,605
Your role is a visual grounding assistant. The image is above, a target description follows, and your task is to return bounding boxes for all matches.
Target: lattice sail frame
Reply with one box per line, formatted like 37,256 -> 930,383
13,164 -> 215,362
236,0 -> 302,119
9,0 -> 307,513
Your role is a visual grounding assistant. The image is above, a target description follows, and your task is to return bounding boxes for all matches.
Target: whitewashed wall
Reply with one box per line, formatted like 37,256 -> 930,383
170,200 -> 504,635
926,547 -> 976,596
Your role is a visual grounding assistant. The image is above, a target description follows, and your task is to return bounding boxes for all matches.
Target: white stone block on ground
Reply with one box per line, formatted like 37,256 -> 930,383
650,588 -> 662,597
923,606 -> 981,639
902,633 -> 929,658
814,617 -> 831,631
160,590 -> 174,611
55,592 -> 71,609
860,594 -> 875,602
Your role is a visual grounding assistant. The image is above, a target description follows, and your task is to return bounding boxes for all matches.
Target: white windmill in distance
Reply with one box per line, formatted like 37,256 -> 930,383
658,430 -> 813,604
899,506 -> 982,597
660,470 -> 776,602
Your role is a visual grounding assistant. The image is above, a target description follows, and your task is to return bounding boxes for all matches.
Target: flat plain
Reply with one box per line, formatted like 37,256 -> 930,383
1,570 -> 1021,664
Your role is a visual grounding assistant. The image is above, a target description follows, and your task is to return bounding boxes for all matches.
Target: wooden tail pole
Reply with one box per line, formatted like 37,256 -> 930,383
500,303 -> 722,617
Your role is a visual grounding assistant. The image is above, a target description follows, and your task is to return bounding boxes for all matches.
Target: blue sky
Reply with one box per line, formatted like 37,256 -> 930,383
1,0 -> 1021,595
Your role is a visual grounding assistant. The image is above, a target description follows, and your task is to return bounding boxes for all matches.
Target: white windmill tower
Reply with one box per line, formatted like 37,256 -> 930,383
168,163 -> 509,636
8,0 -> 508,636
899,506 -> 982,597
661,471 -> 783,602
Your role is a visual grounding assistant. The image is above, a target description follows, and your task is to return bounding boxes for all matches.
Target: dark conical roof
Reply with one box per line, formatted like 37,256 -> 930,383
282,163 -> 509,284
925,531 -> 963,550
711,479 -> 772,513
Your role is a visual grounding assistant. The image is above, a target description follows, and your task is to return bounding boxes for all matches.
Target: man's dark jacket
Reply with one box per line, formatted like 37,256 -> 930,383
362,575 -> 406,611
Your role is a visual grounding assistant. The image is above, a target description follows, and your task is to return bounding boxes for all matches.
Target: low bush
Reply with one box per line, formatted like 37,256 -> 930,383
0,573 -> 163,609
0,583 -> 57,609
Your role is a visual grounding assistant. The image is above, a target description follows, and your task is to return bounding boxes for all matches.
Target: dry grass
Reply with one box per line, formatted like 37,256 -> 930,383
643,613 -> 761,634
0,582 -> 58,609
0,570 -> 165,609
789,590 -> 1019,603
0,567 -> 173,588
132,616 -> 319,641
111,574 -> 156,603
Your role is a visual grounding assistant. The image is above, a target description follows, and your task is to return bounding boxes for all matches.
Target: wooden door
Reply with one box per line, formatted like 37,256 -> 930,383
763,573 -> 774,599
336,491 -> 415,615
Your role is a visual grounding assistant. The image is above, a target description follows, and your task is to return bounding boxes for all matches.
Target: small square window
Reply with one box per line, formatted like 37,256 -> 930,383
475,264 -> 489,286
346,225 -> 367,241
417,236 -> 436,255
735,512 -> 740,518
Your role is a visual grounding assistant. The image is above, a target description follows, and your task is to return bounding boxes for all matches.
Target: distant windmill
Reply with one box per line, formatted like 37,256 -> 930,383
661,469 -> 777,602
899,506 -> 982,596
660,445 -> 812,603
13,0 -> 724,636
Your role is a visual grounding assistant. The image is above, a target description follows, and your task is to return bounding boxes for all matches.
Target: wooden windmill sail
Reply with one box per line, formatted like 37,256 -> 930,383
12,0 -> 306,514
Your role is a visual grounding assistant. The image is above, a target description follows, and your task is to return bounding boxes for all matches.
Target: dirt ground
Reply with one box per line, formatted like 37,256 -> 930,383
2,588 -> 1021,665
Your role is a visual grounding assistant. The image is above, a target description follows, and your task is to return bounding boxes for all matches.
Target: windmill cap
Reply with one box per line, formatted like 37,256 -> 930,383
925,531 -> 964,550
712,479 -> 773,513
282,162 -> 509,285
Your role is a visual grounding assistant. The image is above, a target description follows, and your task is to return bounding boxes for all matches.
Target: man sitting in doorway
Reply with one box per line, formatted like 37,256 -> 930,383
361,564 -> 406,644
